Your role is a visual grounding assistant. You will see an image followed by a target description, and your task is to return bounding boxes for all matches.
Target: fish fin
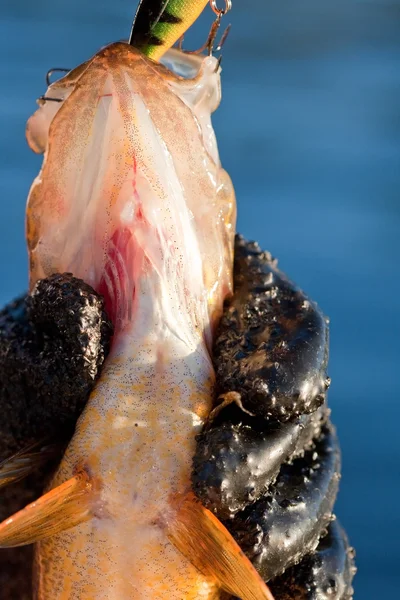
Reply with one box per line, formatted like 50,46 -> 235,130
167,494 -> 275,600
0,471 -> 93,547
0,441 -> 64,489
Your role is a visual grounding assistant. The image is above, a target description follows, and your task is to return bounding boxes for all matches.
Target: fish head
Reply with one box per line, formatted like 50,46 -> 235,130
25,42 -> 236,343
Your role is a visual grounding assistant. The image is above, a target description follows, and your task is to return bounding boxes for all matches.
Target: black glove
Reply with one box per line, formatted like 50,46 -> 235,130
192,236 -> 355,599
0,238 -> 355,600
0,272 -> 113,459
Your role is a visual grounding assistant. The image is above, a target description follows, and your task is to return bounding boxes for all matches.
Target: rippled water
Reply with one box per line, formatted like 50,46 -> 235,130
0,1 -> 399,597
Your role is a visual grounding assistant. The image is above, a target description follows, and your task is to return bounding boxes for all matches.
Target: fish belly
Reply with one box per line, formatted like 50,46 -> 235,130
34,522 -> 219,599
34,340 -> 218,599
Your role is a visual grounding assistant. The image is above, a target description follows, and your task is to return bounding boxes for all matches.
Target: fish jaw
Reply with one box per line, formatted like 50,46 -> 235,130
25,42 -> 236,339
25,42 -> 236,598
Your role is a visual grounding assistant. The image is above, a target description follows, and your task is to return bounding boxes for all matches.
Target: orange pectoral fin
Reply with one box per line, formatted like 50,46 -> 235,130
167,494 -> 275,600
0,471 -> 93,547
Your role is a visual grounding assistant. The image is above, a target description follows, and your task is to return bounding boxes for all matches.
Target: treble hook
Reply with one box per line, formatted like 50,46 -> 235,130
179,0 -> 232,58
207,1 -> 232,57
37,67 -> 71,105
37,95 -> 63,104
45,68 -> 70,87
215,23 -> 231,53
208,0 -> 232,70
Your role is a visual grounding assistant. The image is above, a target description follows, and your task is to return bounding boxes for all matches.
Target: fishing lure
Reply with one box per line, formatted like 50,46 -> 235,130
129,0 -> 231,60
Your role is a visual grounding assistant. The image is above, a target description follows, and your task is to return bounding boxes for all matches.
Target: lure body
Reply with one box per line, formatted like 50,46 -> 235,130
130,0 -> 209,60
25,42 -> 239,599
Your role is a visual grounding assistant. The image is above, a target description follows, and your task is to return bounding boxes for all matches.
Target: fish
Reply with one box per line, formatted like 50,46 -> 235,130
130,0 -> 210,60
0,41 -> 275,600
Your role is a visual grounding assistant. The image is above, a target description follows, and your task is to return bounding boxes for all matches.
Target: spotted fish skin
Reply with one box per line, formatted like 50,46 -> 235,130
130,0 -> 209,60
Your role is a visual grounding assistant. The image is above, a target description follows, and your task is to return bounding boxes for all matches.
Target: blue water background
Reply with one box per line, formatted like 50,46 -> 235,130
0,1 -> 399,597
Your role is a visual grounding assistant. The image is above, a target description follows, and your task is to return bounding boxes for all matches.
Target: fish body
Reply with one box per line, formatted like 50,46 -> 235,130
130,0 -> 210,60
26,42 -> 237,598
35,331 -> 218,598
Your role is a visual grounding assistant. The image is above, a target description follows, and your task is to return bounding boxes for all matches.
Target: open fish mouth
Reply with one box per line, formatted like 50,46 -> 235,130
25,42 -> 235,342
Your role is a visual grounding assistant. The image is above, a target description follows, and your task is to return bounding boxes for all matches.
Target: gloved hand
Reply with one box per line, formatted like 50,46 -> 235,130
0,273 -> 113,600
0,238 -> 355,600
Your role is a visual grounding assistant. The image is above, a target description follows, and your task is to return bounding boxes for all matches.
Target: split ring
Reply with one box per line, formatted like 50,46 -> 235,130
210,0 -> 232,17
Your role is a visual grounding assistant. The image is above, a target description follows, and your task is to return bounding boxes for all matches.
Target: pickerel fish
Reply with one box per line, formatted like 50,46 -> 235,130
0,37 -> 274,600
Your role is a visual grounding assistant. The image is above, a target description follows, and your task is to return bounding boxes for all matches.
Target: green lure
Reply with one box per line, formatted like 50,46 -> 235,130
129,0 -> 210,60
